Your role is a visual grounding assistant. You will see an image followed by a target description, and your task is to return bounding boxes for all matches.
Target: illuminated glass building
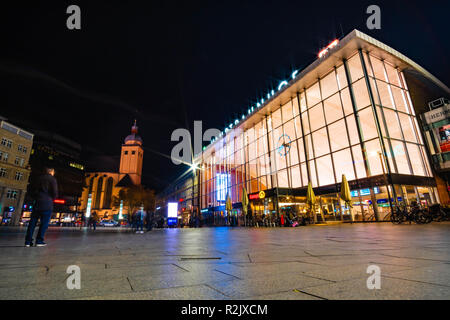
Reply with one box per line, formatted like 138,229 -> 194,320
192,30 -> 450,225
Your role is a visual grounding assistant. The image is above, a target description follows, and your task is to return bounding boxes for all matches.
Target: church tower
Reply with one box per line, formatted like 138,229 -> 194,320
119,120 -> 144,185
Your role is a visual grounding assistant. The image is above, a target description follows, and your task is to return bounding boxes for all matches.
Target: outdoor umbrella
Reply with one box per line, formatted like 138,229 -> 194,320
225,192 -> 233,225
340,174 -> 353,221
242,187 -> 249,226
306,182 -> 316,223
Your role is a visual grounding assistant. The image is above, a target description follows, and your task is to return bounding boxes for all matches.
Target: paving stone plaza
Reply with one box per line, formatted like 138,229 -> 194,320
0,223 -> 449,300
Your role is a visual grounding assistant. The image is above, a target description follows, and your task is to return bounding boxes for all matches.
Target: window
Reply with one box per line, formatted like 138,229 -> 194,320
15,157 -> 24,166
398,113 -> 417,142
340,88 -> 353,116
17,144 -> 27,153
383,108 -> 402,139
352,79 -> 371,110
281,100 -> 293,121
347,54 -> 364,82
290,165 -> 301,188
406,143 -> 426,176
390,140 -> 410,175
375,80 -> 395,109
6,189 -> 17,199
124,151 -> 128,155
346,115 -> 360,145
309,103 -> 326,132
369,55 -> 387,81
312,128 -> 330,157
14,171 -> 24,181
306,82 -> 321,107
329,119 -> 349,152
320,71 -> 339,99
333,148 -> 356,181
1,152 -> 8,162
336,65 -> 348,89
358,108 -> 378,141
323,93 -> 344,124
132,151 -> 136,155
316,155 -> 335,186
0,167 -> 7,177
1,138 -> 12,148
365,139 -> 383,176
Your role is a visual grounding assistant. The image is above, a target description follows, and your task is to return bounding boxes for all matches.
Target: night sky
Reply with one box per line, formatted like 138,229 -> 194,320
1,1 -> 449,192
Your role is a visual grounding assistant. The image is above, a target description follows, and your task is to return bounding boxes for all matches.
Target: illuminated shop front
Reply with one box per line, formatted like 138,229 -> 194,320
193,30 -> 447,225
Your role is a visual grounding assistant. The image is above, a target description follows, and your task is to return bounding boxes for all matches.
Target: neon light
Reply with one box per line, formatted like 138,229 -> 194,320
119,200 -> 123,219
85,194 -> 92,218
318,39 -> 339,58
291,70 -> 298,79
278,80 -> 288,90
216,173 -> 230,201
53,199 -> 65,204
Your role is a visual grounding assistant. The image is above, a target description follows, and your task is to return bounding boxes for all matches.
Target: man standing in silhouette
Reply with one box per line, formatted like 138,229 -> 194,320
25,167 -> 58,247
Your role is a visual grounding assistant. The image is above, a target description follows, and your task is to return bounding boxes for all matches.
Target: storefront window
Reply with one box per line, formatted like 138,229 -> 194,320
365,139 -> 383,175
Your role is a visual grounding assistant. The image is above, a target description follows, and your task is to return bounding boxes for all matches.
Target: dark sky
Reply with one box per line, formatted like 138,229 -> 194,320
1,0 -> 449,192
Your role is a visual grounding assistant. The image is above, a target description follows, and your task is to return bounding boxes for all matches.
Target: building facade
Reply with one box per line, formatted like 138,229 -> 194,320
79,121 -> 144,219
189,30 -> 449,225
22,130 -> 85,224
0,117 -> 33,225
420,98 -> 450,204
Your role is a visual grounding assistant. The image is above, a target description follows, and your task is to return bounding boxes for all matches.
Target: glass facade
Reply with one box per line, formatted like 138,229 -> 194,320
194,50 -> 436,224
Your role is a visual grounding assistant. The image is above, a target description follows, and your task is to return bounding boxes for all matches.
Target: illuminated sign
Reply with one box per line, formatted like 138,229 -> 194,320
53,199 -> 66,204
318,39 -> 339,58
69,162 -> 84,170
118,200 -> 123,220
259,191 -> 266,199
249,193 -> 259,200
200,208 -> 209,213
168,202 -> 178,218
216,173 -> 230,201
351,187 -> 380,197
85,194 -> 92,218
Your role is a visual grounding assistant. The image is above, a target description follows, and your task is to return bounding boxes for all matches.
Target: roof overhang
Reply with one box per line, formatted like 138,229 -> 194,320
198,29 -> 450,159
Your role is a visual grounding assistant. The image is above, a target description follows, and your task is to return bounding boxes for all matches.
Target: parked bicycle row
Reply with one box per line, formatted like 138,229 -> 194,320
391,202 -> 450,224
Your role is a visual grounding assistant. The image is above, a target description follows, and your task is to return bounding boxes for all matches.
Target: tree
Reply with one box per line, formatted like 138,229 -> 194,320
113,185 -> 155,219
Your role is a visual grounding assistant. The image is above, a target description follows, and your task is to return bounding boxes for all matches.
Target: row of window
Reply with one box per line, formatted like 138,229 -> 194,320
1,138 -> 28,153
0,167 -> 25,181
196,51 -> 432,207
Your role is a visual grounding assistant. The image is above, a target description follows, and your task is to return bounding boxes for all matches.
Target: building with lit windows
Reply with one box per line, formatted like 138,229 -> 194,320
189,29 -> 450,225
79,121 -> 144,220
0,116 -> 33,225
22,129 -> 85,224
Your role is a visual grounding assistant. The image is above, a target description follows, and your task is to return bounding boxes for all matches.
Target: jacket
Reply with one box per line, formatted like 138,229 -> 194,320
33,173 -> 58,211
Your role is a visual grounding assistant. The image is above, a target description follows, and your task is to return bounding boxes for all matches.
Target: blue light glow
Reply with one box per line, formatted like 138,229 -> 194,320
278,80 -> 288,91
216,173 -> 230,201
291,70 -> 298,79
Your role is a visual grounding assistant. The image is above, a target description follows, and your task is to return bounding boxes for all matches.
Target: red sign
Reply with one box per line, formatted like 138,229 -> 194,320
248,193 -> 259,200
53,199 -> 65,204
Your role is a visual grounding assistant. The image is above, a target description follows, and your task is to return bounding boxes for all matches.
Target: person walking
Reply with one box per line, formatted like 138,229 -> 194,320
135,208 -> 145,233
145,210 -> 153,231
25,168 -> 58,247
90,211 -> 99,231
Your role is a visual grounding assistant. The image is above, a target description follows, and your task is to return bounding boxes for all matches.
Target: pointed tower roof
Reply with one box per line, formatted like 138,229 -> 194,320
124,119 -> 143,145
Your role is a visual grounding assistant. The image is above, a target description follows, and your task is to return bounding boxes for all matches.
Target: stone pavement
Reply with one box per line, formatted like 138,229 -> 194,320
0,223 -> 449,300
